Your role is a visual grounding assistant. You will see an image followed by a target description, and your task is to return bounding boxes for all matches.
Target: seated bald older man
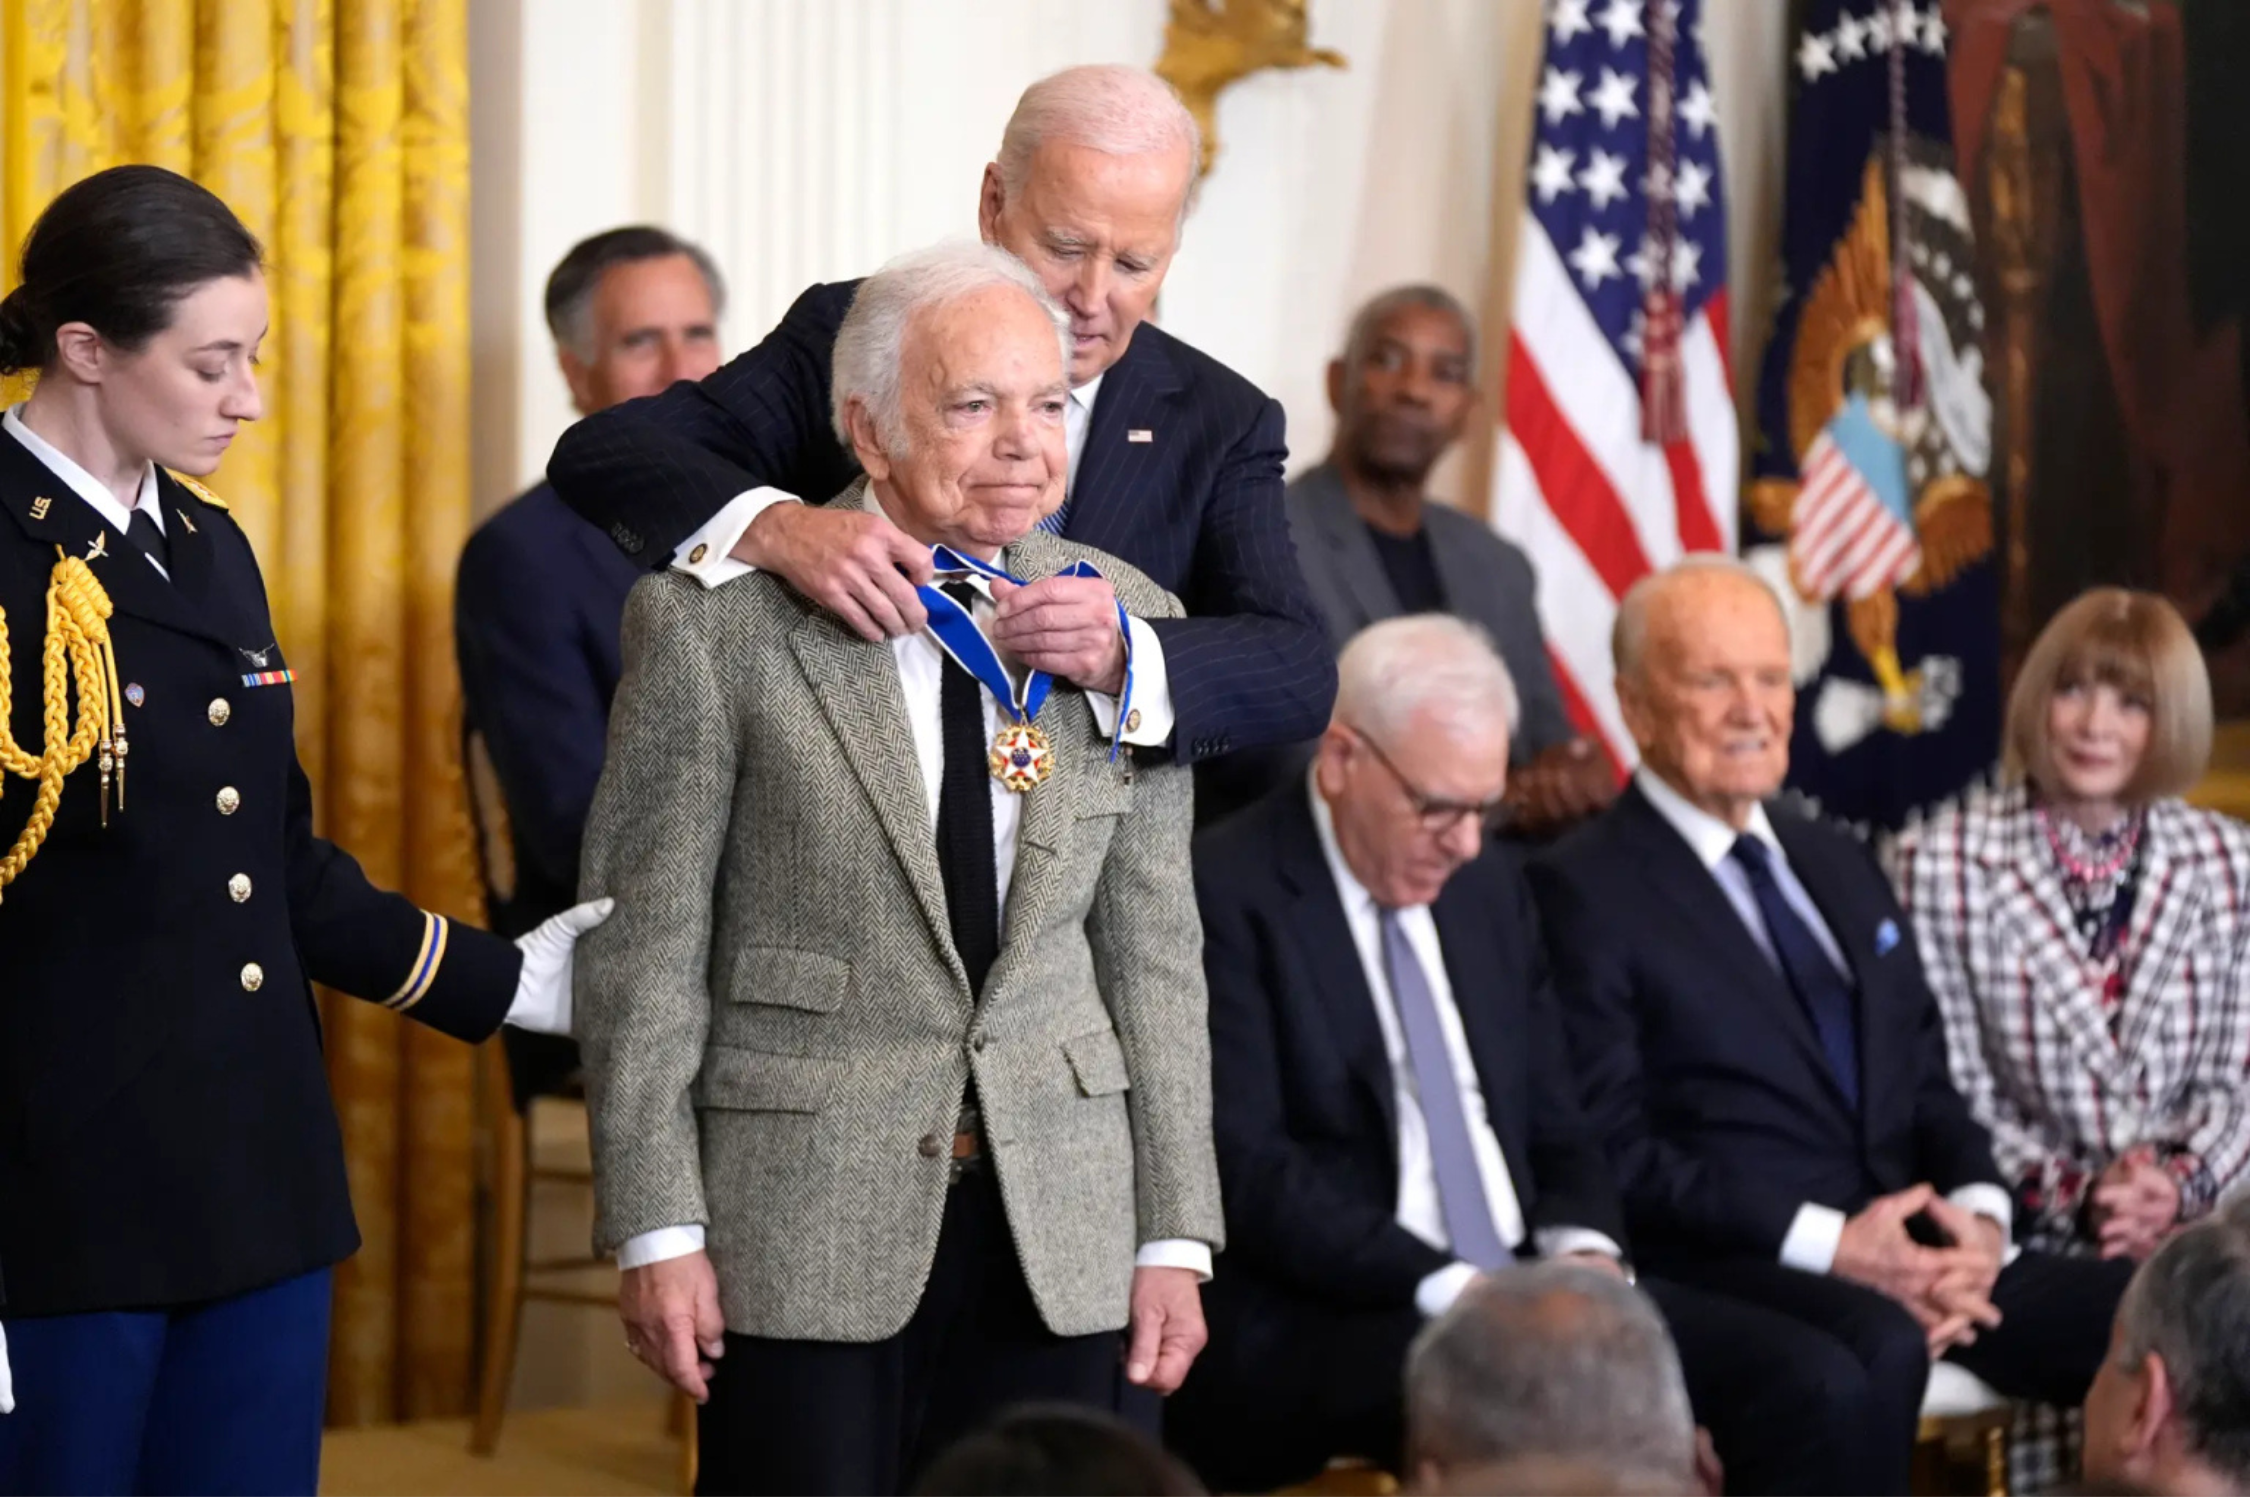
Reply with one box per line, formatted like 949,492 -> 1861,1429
1528,556 -> 2133,1494
574,243 -> 1223,1497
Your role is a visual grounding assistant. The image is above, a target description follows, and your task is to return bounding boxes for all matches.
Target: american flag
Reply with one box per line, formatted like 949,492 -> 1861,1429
1489,0 -> 1735,770
1790,396 -> 1923,600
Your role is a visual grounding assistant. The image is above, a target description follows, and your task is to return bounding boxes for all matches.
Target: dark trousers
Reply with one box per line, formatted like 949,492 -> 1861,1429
696,1169 -> 1124,1496
0,1267 -> 332,1497
1665,1249 -> 2135,1494
1164,1273 -> 1871,1496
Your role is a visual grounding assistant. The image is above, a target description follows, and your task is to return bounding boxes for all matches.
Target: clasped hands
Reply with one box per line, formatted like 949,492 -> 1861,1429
742,501 -> 1127,694
1832,1185 -> 2004,1356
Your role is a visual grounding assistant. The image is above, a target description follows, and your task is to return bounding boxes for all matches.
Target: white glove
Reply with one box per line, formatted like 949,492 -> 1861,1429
504,897 -> 614,1036
1,1319 -> 14,1414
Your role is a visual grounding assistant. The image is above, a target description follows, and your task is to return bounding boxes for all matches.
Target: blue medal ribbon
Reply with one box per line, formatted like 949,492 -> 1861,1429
918,544 -> 1134,763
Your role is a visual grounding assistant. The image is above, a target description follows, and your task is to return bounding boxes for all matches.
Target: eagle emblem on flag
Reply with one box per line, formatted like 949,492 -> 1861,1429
1748,149 -> 1994,756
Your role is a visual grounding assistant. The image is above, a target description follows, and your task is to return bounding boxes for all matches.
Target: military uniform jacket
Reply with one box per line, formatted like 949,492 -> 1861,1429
0,433 -> 520,1318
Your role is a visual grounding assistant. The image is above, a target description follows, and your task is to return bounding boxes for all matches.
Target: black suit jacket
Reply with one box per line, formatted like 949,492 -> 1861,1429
1194,784 -> 1624,1315
1527,785 -> 2002,1267
546,279 -> 1335,765
0,435 -> 519,1316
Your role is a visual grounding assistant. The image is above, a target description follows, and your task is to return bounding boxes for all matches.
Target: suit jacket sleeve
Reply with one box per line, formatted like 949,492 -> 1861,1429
548,282 -> 859,566
1505,865 -> 1629,1246
1527,856 -> 1807,1258
1148,396 -> 1338,761
1084,585 -> 1226,1250
1884,887 -> 2007,1200
282,752 -> 521,1041
455,523 -> 610,894
572,575 -> 740,1251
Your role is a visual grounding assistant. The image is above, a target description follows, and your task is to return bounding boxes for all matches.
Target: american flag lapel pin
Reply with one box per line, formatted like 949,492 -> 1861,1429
1127,428 -> 1153,443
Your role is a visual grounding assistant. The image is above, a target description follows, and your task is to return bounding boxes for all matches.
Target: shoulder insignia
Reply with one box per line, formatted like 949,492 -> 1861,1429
167,471 -> 230,512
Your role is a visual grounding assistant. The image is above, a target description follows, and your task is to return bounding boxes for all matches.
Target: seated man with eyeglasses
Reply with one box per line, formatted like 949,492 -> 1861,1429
1164,614 -> 1864,1495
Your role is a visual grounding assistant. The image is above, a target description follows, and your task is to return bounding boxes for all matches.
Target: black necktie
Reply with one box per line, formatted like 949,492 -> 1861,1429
935,583 -> 999,997
127,506 -> 169,572
1729,835 -> 1861,1109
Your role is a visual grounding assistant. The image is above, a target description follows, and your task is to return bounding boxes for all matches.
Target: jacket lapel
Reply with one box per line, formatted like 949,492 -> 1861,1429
1299,464 -> 1401,632
1272,796 -> 1397,1137
1432,878 -> 1534,1194
1062,334 -> 1183,561
2111,801 -> 2208,1071
154,470 -> 220,612
785,605 -> 967,998
1977,797 -> 2134,1089
1769,813 -> 1891,1114
1618,788 -> 1851,1111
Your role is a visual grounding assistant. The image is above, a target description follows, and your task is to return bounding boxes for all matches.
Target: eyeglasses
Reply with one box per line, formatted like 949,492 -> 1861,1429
1351,729 -> 1510,837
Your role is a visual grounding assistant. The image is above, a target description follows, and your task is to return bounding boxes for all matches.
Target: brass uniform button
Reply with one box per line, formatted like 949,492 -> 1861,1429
208,698 -> 232,726
689,543 -> 710,564
1124,708 -> 1142,734
216,787 -> 240,815
917,1134 -> 944,1158
228,874 -> 253,903
241,963 -> 265,992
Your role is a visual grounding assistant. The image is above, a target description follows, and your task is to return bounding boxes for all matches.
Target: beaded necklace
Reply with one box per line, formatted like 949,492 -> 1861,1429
2037,802 -> 2147,1016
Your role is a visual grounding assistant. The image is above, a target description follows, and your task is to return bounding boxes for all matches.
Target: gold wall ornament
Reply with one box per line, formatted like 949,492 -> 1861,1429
1155,0 -> 1346,179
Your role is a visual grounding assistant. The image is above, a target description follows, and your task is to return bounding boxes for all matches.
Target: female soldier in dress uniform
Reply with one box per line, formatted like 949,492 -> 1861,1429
0,166 -> 606,1495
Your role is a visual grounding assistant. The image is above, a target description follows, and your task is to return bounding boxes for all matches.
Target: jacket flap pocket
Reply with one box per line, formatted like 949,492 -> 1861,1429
1062,1027 -> 1131,1096
730,946 -> 850,1013
695,1047 -> 847,1113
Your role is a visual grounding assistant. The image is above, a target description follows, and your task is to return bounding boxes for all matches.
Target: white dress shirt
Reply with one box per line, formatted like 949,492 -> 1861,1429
1632,770 -> 2016,1272
618,561 -> 1210,1278
664,370 -> 1173,748
1309,780 -> 1622,1315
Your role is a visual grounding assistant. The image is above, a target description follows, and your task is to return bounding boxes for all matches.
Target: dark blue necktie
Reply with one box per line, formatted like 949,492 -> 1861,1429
1729,836 -> 1860,1110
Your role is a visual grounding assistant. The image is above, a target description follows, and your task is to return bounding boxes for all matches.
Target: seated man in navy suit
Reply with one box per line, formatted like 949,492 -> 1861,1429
1167,615 -> 1863,1495
1528,557 -> 2134,1494
455,225 -> 726,1098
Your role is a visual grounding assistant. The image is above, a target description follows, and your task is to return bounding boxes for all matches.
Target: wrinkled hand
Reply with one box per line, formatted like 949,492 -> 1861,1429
1916,1197 -> 2004,1354
1124,1265 -> 1207,1394
740,501 -> 932,641
507,896 -> 615,1036
1503,738 -> 1617,838
1832,1185 -> 1994,1352
989,576 -> 1128,696
620,1250 -> 726,1402
2091,1149 -> 2182,1262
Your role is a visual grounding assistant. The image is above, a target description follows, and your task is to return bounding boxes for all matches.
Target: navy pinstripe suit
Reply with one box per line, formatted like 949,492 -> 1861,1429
547,280 -> 1336,764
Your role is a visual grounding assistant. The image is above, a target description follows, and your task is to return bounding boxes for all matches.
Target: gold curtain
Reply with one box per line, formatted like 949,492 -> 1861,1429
1,0 -> 484,1427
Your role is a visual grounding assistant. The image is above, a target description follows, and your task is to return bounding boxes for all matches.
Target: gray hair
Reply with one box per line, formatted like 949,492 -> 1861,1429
996,65 -> 1201,224
1341,284 -> 1479,379
1405,1264 -> 1696,1488
1334,614 -> 1518,748
1612,553 -> 1790,686
830,242 -> 1070,452
543,225 -> 725,361
2113,1196 -> 2250,1486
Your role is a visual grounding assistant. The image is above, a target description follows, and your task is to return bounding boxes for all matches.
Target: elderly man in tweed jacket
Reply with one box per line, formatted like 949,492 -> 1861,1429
575,242 -> 1223,1496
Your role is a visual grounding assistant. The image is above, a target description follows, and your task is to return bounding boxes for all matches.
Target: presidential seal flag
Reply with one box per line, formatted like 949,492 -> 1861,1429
1489,0 -> 1736,773
1745,0 -> 1998,831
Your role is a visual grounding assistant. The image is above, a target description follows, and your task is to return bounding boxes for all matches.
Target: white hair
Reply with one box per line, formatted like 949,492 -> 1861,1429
1612,553 -> 1791,685
995,65 -> 1202,221
829,241 -> 1070,452
1334,614 -> 1518,748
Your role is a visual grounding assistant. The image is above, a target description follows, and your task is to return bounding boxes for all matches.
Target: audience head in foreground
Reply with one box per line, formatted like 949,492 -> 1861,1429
2083,1198 -> 2250,1496
913,1404 -> 1205,1497
543,224 -> 725,415
983,65 -> 1200,386
1613,555 -> 1794,830
1404,1263 -> 1699,1495
1316,613 -> 1518,907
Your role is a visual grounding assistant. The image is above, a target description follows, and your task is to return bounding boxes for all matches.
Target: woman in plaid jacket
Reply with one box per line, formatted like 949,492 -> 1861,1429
1893,589 -> 2250,1262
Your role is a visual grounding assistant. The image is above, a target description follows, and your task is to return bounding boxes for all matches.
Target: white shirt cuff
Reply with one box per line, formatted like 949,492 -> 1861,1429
669,487 -> 800,588
617,1224 -> 707,1269
1780,1202 -> 1848,1274
1416,1261 -> 1482,1317
1084,615 -> 1174,748
1949,1183 -> 2022,1266
1535,1227 -> 1627,1263
0,1321 -> 13,1414
1135,1239 -> 1213,1281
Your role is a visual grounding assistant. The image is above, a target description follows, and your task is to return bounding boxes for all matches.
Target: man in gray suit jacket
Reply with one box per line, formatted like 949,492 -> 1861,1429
576,243 -> 1223,1495
1288,286 -> 1617,838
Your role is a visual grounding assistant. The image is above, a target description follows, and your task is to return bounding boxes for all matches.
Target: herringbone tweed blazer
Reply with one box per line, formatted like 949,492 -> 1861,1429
575,514 -> 1223,1342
